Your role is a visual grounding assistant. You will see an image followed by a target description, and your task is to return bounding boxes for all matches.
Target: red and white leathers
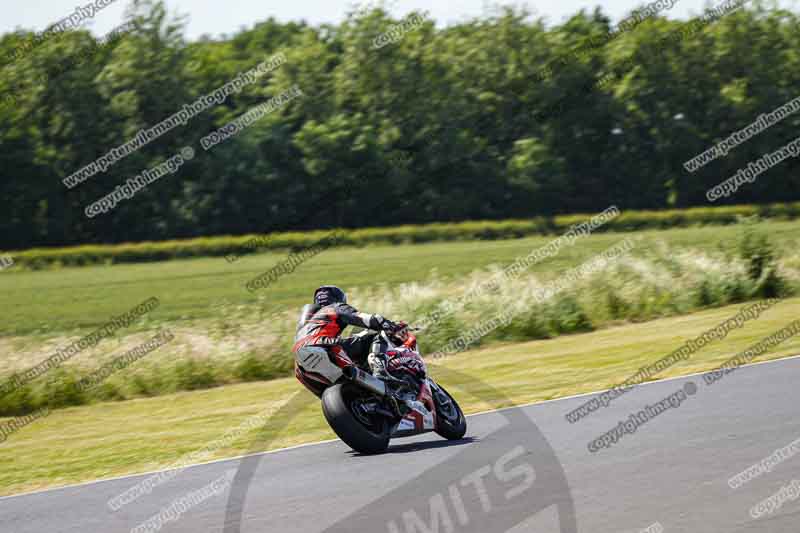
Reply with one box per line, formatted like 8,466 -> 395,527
293,302 -> 400,374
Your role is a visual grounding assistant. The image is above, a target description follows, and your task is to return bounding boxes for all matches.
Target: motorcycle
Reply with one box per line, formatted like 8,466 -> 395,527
294,327 -> 467,454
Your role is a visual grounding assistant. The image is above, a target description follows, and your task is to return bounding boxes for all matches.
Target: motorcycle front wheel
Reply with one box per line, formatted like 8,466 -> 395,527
432,382 -> 467,440
322,383 -> 391,454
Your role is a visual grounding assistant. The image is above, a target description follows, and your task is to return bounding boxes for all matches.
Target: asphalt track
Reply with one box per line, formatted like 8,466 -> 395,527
3,356 -> 800,533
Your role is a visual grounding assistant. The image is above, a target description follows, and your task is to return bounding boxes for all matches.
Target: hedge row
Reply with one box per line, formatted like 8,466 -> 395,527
4,202 -> 800,270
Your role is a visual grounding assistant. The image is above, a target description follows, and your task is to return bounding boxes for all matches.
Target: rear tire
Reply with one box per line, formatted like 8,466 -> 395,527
322,383 -> 391,454
433,383 -> 467,440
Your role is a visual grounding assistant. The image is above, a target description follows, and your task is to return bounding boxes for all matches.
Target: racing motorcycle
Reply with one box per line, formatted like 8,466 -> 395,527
294,327 -> 467,454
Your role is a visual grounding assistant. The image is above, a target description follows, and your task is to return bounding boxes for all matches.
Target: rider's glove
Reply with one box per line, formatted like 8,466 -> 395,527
391,321 -> 410,343
377,316 -> 398,332
379,318 -> 410,343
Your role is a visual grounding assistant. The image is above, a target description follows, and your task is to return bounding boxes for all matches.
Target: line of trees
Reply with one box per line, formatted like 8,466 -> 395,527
1,0 -> 799,250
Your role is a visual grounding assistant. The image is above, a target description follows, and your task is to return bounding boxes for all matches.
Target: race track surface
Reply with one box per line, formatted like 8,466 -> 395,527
2,357 -> 800,533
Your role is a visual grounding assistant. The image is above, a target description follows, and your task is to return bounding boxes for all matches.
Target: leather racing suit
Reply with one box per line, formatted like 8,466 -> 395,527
293,302 -> 394,374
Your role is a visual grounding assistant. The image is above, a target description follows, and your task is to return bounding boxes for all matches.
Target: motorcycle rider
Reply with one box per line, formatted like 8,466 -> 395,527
293,285 -> 408,378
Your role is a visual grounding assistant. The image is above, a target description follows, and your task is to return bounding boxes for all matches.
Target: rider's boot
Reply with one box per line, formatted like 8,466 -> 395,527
367,351 -> 405,417
367,351 -> 390,379
367,334 -> 392,379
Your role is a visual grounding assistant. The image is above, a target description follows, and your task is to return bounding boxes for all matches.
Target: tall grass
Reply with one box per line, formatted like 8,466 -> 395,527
352,234 -> 796,353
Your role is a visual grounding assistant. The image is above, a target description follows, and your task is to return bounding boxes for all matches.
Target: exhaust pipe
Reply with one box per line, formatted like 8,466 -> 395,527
342,366 -> 387,397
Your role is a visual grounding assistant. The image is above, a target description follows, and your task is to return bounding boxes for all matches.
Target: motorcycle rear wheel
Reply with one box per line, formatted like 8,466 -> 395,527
322,383 -> 391,454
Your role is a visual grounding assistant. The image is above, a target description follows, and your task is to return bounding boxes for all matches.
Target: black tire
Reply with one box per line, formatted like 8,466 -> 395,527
322,383 -> 391,454
433,383 -> 467,440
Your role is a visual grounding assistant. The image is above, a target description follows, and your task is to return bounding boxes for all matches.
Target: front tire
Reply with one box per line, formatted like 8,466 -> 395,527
433,383 -> 467,440
322,383 -> 391,454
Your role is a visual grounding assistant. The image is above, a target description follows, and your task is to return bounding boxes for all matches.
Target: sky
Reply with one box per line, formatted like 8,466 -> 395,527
3,0 -> 798,40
